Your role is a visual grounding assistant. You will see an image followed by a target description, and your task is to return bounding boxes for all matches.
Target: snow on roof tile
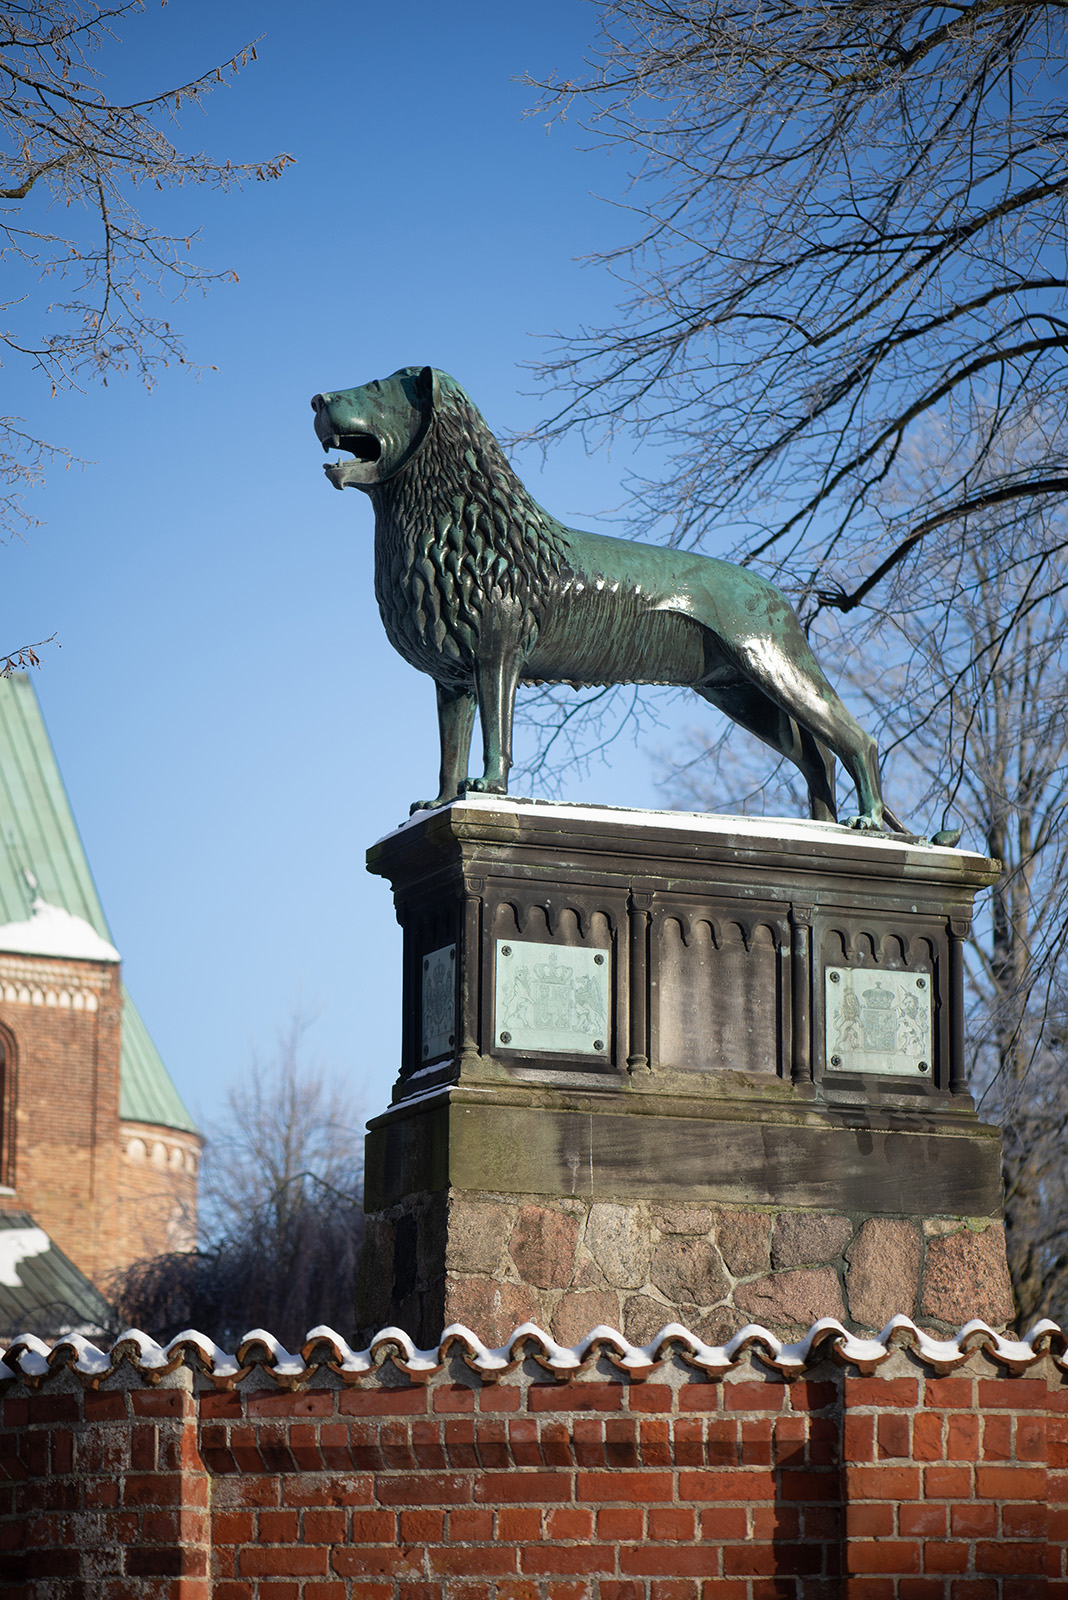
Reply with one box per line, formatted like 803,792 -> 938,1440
2,1317 -> 1064,1390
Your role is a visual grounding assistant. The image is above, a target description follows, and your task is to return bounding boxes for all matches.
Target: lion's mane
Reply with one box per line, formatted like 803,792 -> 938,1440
369,378 -> 571,683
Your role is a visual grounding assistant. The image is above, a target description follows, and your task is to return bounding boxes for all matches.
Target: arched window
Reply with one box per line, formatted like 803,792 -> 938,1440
0,1025 -> 16,1192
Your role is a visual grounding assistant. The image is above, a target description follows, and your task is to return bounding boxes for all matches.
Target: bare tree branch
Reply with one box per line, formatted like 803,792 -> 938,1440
523,1 -> 1068,611
111,1012 -> 365,1347
0,1 -> 292,544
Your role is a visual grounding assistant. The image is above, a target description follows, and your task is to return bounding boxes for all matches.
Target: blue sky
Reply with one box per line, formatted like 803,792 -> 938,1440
7,1 -> 706,1129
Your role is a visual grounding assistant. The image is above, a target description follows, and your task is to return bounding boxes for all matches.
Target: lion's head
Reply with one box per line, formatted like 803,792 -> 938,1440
311,366 -> 441,491
312,366 -> 573,670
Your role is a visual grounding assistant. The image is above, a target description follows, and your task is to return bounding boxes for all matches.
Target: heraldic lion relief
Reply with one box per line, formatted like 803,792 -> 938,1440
311,365 -> 898,831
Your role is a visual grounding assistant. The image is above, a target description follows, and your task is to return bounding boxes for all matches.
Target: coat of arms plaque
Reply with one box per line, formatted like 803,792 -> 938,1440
494,940 -> 610,1056
421,943 -> 456,1063
825,966 -> 932,1077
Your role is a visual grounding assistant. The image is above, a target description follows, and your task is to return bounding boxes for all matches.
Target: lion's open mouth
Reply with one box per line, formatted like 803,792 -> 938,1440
322,431 -> 381,463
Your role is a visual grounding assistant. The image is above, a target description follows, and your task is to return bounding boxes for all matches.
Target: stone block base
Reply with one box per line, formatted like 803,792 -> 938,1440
358,1186 -> 1013,1347
360,801 -> 1010,1347
359,1069 -> 1010,1345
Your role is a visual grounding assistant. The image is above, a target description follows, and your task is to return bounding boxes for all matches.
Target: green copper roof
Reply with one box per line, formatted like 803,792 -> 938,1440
0,674 -> 196,1135
0,1209 -> 114,1340
117,985 -> 195,1131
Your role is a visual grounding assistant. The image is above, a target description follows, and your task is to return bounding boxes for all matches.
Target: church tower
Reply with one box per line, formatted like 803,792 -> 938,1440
0,673 -> 200,1335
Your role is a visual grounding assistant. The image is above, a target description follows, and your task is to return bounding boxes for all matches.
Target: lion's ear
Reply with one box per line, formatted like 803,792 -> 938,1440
419,366 -> 440,412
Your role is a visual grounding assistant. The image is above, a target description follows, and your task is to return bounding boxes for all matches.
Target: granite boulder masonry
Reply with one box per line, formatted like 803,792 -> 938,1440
359,797 -> 1008,1346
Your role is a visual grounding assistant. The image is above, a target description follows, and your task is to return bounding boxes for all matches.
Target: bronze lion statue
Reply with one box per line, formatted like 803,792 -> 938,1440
311,366 -> 895,830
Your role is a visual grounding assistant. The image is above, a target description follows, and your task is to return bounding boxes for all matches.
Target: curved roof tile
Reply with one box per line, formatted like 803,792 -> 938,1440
2,1316 -> 1064,1390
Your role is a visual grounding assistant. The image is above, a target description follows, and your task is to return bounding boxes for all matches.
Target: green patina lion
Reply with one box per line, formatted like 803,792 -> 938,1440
312,365 -> 892,828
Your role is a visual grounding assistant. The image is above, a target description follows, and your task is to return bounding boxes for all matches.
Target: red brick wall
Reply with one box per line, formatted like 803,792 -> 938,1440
1,1382 -> 209,1598
2,1334 -> 1066,1598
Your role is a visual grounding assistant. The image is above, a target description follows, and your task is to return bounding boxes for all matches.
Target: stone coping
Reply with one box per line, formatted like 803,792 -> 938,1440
2,1315 -> 1065,1392
379,795 -> 994,866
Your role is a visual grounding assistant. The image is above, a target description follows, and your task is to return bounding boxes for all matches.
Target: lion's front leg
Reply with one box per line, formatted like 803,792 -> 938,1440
464,638 -> 526,797
409,682 -> 477,813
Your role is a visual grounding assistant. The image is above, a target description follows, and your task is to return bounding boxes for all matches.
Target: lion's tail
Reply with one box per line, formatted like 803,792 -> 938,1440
882,803 -> 908,834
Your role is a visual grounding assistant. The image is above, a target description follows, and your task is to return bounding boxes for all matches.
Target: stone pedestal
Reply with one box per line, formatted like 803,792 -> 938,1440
360,799 -> 1012,1346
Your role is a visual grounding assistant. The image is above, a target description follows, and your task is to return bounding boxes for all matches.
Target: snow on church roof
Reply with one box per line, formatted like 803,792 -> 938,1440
0,891 -> 120,962
0,673 -> 196,1134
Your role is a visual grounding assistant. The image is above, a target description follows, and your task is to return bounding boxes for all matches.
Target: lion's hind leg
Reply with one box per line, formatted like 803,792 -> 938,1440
719,633 -> 886,830
695,683 -> 839,822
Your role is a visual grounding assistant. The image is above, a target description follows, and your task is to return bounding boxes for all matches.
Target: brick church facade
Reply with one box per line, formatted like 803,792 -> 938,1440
0,673 -> 200,1335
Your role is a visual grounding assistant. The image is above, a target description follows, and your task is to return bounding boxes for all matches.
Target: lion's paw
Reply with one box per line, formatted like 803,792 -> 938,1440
846,813 -> 885,832
460,777 -> 509,795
